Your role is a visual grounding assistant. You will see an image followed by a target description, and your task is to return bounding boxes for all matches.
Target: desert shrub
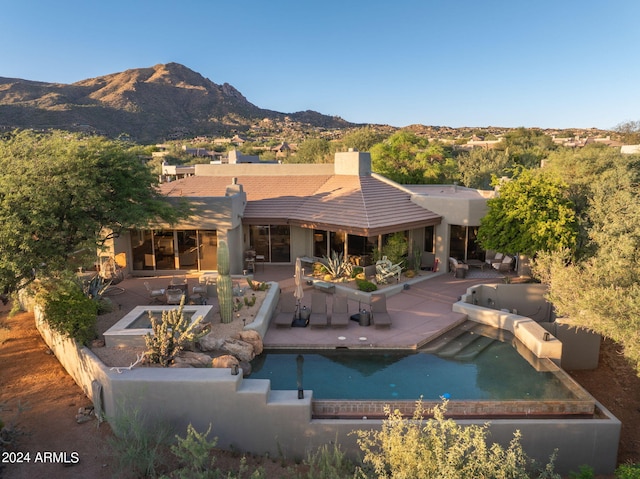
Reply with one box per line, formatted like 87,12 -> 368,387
303,440 -> 358,479
351,266 -> 364,278
356,278 -> 377,292
165,423 -> 218,478
353,398 -> 561,479
617,463 -> 640,479
144,300 -> 205,367
375,232 -> 408,267
37,276 -> 97,345
108,407 -> 172,478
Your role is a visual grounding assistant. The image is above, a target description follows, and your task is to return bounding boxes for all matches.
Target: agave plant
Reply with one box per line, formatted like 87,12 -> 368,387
322,250 -> 347,279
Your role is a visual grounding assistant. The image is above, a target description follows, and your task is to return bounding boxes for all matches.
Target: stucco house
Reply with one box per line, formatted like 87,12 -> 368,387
106,150 -> 495,276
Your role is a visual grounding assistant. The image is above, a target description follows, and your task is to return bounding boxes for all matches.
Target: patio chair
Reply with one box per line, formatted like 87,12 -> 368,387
274,292 -> 297,328
166,288 -> 185,305
144,281 -> 165,304
370,294 -> 391,329
449,257 -> 469,278
309,292 -> 328,328
492,255 -> 514,272
330,294 -> 350,328
191,284 -> 208,304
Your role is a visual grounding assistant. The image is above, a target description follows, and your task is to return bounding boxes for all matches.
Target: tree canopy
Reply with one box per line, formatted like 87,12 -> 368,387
477,168 -> 578,257
370,131 -> 458,184
0,130 -> 180,291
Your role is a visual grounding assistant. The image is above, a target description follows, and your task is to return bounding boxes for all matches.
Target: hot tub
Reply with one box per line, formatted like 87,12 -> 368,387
104,305 -> 213,348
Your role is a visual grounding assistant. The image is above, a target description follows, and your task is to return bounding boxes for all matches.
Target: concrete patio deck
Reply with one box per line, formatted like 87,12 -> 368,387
100,265 -> 508,350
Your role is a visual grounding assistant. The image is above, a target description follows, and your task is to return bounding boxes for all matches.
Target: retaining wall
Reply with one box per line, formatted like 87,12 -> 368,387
31,283 -> 621,475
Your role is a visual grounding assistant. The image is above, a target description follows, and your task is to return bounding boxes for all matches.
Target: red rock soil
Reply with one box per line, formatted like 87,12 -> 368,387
1,304 -> 639,478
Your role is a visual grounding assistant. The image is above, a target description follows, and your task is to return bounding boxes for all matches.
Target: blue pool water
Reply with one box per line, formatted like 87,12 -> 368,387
249,339 -> 575,401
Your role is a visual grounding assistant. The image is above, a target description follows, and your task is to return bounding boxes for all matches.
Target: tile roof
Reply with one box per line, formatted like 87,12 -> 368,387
159,173 -> 441,236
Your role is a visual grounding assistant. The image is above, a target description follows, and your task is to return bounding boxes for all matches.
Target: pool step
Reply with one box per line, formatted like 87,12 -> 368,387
453,336 -> 496,361
420,321 -> 478,354
435,331 -> 487,358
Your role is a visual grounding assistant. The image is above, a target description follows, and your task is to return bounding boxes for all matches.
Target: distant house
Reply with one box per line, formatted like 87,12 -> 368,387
105,150 -> 494,275
621,145 -> 640,155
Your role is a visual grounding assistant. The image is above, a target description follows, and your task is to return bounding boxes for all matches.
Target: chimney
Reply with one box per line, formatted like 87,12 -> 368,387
334,149 -> 372,176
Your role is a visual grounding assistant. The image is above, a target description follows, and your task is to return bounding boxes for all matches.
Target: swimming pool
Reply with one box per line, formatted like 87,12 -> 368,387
249,322 -> 595,418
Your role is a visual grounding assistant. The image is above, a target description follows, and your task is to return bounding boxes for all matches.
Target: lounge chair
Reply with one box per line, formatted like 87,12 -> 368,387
370,294 -> 391,328
274,292 -> 297,328
309,292 -> 328,328
330,294 -> 350,328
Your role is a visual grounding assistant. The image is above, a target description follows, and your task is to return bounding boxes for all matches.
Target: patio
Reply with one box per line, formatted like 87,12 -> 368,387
95,265 -> 510,350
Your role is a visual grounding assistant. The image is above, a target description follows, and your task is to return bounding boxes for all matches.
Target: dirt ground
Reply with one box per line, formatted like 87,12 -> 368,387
1,303 -> 639,478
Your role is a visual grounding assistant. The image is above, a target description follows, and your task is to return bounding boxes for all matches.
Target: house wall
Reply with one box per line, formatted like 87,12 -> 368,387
412,193 -> 490,268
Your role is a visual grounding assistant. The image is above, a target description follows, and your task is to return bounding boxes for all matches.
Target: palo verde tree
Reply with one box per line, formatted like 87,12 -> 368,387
0,130 -> 181,292
477,168 -> 578,257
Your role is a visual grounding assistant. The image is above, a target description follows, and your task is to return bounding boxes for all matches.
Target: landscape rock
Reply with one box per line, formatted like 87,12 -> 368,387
172,351 -> 213,368
197,332 -> 225,351
220,338 -> 255,362
235,330 -> 263,355
211,355 -> 239,369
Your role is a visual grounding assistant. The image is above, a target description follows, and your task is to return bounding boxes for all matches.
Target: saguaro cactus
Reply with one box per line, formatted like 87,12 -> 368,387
217,239 -> 233,323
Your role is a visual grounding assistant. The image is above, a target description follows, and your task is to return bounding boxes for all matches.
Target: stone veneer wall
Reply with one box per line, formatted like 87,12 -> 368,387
29,283 -> 621,475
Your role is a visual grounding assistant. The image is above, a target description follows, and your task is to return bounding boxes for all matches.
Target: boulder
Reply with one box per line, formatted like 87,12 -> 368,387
220,338 -> 255,362
235,330 -> 263,355
197,332 -> 225,352
211,355 -> 239,369
171,351 -> 213,368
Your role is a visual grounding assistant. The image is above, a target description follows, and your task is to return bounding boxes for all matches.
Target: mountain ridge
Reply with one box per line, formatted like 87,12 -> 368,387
0,62 -> 356,142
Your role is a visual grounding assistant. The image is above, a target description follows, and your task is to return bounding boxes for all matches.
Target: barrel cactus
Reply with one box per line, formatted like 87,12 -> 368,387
217,239 -> 233,323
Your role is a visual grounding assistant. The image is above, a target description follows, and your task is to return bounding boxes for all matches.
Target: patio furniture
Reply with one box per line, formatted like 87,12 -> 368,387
485,252 -> 504,267
274,292 -> 297,328
492,255 -> 514,272
309,292 -> 328,328
191,284 -> 208,304
449,257 -> 469,278
330,294 -> 350,328
375,256 -> 402,284
166,288 -> 185,305
466,259 -> 486,271
144,281 -> 165,304
370,294 -> 391,328
420,252 -> 436,270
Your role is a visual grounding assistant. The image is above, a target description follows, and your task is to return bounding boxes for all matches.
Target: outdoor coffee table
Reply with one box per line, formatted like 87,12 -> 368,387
465,259 -> 486,271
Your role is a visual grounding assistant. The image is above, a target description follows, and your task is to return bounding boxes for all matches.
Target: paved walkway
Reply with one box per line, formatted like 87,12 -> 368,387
101,265 -> 507,349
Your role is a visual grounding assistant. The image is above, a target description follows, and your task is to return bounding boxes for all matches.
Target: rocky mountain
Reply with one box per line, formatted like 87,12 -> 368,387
0,63 -> 355,142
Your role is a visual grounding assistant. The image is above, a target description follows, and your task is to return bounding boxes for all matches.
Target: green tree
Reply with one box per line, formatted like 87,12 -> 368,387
371,131 -> 457,184
340,126 -> 387,152
0,130 -> 180,291
457,148 -> 511,189
289,137 -> 331,163
533,150 -> 640,375
477,169 -> 578,257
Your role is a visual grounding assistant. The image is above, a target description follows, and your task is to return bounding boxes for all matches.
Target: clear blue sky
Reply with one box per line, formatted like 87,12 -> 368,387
2,0 -> 639,130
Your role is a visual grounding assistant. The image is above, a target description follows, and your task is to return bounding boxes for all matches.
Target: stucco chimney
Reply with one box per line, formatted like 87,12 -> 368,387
334,149 -> 372,176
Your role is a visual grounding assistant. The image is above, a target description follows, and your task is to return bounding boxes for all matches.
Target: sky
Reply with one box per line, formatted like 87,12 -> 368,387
1,0 -> 639,130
